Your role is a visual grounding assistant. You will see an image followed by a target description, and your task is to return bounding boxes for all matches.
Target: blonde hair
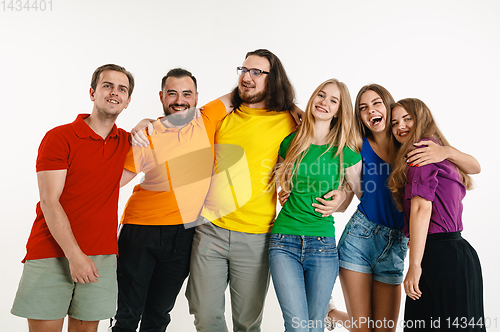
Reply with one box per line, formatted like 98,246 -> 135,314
276,79 -> 361,194
387,98 -> 473,211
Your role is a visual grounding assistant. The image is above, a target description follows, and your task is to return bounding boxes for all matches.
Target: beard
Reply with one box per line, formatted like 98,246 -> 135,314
163,104 -> 197,126
238,86 -> 267,105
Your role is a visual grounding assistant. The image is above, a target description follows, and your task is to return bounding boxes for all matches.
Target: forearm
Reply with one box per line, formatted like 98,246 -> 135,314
41,200 -> 83,260
447,146 -> 481,174
335,188 -> 353,212
408,198 -> 432,267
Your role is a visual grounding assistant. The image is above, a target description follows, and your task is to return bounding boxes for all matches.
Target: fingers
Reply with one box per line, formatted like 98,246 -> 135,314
147,122 -> 154,136
278,191 -> 289,206
404,279 -> 422,300
131,130 -> 150,147
323,190 -> 337,199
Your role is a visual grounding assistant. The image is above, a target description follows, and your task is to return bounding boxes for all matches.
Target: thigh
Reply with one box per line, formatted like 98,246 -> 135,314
303,236 -> 339,331
11,257 -> 74,320
338,212 -> 377,275
185,222 -> 230,331
142,227 -> 195,318
228,231 -> 271,332
372,232 -> 408,285
269,234 -> 309,331
70,255 -> 118,321
339,268 -> 373,332
372,280 -> 401,332
28,318 -> 64,332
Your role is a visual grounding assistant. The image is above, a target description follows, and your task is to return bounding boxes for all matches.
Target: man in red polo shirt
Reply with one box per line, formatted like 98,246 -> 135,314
11,64 -> 134,332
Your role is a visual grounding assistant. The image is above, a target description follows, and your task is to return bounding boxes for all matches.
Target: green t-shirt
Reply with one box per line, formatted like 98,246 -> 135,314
272,132 -> 361,237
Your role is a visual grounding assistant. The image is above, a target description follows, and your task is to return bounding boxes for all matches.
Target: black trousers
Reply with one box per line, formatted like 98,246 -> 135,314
111,223 -> 195,332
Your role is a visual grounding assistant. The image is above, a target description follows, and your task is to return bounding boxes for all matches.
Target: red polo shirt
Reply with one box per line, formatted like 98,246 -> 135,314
23,114 -> 130,262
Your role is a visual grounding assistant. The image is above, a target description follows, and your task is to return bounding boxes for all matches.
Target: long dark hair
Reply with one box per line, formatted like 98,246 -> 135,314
231,49 -> 295,112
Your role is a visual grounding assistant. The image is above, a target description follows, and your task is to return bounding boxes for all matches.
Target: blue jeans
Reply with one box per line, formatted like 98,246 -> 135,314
269,234 -> 339,332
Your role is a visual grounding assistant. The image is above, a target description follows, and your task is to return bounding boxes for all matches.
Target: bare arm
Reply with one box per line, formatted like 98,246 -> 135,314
332,160 -> 362,213
37,170 -> 99,283
120,168 -> 138,187
404,195 -> 432,300
407,140 -> 481,174
290,104 -> 304,126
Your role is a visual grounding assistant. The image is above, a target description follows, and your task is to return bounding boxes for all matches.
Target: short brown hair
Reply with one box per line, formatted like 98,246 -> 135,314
90,64 -> 135,97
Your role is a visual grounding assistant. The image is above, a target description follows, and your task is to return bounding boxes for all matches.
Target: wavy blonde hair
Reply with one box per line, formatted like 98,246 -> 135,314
276,79 -> 360,194
387,98 -> 473,211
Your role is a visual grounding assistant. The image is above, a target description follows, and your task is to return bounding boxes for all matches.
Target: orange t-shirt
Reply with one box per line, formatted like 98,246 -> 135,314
121,99 -> 226,226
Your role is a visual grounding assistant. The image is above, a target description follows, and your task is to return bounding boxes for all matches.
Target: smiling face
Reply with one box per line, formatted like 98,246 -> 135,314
391,105 -> 414,143
311,83 -> 341,122
237,55 -> 270,107
90,70 -> 131,118
359,89 -> 387,134
160,76 -> 198,126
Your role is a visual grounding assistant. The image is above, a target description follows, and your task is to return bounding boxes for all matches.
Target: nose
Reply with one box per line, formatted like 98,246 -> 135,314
242,70 -> 253,81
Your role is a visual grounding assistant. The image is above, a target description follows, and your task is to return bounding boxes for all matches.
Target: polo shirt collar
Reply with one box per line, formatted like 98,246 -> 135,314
72,114 -> 119,140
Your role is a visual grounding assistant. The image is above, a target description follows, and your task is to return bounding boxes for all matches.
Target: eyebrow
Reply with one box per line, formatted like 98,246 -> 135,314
166,89 -> 193,94
359,97 -> 382,106
319,90 -> 339,101
101,81 -> 128,90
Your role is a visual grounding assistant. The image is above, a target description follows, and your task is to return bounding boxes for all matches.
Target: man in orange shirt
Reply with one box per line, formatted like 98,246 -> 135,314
111,68 -> 230,332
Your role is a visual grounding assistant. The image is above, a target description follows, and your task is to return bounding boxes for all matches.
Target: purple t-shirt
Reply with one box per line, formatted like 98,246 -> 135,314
403,159 -> 466,237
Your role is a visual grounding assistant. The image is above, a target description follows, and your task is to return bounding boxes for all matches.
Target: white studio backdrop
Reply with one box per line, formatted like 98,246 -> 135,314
1,0 -> 498,331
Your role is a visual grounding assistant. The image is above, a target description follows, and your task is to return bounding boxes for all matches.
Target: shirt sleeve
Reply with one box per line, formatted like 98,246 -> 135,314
342,146 -> 362,167
123,133 -> 156,174
278,133 -> 296,159
405,164 -> 439,202
200,99 -> 227,128
36,129 -> 70,172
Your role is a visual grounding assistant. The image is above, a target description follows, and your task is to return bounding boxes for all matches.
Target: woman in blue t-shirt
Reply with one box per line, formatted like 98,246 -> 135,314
270,78 -> 362,332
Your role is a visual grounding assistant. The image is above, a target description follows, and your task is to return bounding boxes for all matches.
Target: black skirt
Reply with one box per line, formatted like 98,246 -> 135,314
404,232 -> 486,331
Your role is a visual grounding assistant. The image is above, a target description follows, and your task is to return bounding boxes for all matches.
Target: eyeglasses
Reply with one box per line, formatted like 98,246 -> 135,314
236,66 -> 270,78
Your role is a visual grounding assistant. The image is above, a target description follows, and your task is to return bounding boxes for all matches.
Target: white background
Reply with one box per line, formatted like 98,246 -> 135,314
1,0 -> 498,331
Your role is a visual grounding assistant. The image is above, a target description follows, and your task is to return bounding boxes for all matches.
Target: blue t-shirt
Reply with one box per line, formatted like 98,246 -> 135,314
357,138 -> 404,230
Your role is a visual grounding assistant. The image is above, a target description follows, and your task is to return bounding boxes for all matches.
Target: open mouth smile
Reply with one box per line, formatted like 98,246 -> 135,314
370,116 -> 382,125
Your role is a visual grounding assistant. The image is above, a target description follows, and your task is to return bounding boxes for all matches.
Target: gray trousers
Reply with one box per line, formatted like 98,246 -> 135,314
186,221 -> 271,332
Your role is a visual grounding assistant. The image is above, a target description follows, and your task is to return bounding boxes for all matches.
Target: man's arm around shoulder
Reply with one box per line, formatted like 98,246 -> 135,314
37,170 -> 99,283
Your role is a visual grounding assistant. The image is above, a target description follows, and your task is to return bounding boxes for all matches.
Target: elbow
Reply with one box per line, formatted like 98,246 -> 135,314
472,162 -> 481,175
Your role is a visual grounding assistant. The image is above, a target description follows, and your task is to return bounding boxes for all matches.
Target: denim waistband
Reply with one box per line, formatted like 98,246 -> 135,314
352,209 -> 404,237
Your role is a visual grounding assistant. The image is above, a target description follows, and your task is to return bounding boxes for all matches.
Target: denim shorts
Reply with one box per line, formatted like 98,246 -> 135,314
338,209 -> 408,285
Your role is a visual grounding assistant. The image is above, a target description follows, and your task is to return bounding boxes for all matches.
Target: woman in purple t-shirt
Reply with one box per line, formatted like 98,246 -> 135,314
388,98 -> 485,331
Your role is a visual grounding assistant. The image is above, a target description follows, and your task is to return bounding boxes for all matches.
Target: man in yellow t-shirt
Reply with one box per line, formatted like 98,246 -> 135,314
185,49 -> 298,332
111,69 -> 229,332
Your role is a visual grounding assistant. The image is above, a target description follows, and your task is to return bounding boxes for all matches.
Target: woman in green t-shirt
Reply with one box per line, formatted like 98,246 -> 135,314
269,79 -> 362,332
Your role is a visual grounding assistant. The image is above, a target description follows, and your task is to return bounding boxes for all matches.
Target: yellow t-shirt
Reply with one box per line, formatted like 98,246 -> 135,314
201,104 -> 297,234
121,99 -> 227,226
